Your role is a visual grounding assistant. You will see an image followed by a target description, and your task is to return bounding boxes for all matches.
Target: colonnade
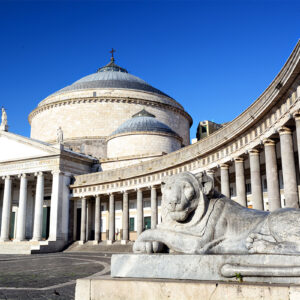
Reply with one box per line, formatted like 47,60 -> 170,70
0,170 -> 70,242
79,186 -> 159,244
215,119 -> 300,210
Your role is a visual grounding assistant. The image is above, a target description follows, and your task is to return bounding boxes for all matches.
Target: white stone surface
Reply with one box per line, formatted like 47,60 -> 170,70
76,275 -> 300,300
111,254 -> 300,284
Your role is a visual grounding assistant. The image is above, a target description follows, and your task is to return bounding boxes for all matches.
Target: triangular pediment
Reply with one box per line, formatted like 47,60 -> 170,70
0,131 -> 59,162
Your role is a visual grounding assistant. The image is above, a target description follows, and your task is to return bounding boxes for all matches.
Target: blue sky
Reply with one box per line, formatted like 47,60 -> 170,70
0,0 -> 299,140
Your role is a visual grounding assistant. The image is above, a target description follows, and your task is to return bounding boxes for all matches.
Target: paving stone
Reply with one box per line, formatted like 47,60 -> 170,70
0,253 -> 111,300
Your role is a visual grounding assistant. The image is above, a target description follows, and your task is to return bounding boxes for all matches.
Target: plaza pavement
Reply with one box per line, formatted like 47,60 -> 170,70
0,252 -> 112,300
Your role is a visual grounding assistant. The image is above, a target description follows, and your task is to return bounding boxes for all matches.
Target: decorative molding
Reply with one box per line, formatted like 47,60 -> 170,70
28,96 -> 193,125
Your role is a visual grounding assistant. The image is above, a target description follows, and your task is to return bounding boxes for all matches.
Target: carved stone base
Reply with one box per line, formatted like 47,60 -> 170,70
112,254 -> 300,284
75,275 -> 300,300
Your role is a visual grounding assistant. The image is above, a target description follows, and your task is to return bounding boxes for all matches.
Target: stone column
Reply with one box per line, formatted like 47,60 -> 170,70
137,189 -> 143,237
0,176 -> 12,241
294,112 -> 300,173
121,191 -> 129,244
94,195 -> 101,244
80,197 -> 87,243
86,200 -> 93,240
279,127 -> 299,208
249,149 -> 263,210
32,172 -> 44,241
234,158 -> 247,206
73,199 -> 77,241
151,186 -> 157,229
15,174 -> 28,241
206,170 -> 215,189
49,171 -> 71,242
220,164 -> 230,198
108,193 -> 115,244
264,139 -> 281,211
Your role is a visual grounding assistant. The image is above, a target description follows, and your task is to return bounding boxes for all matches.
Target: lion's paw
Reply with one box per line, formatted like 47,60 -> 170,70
133,241 -> 163,254
246,233 -> 277,254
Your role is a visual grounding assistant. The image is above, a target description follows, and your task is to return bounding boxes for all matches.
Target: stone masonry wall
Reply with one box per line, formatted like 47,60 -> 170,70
107,133 -> 181,159
30,100 -> 190,146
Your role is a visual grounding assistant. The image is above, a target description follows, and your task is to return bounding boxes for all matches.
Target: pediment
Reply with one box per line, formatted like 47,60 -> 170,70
0,131 -> 59,162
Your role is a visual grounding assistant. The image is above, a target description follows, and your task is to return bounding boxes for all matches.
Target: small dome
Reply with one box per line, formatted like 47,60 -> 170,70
52,58 -> 170,98
110,109 -> 179,137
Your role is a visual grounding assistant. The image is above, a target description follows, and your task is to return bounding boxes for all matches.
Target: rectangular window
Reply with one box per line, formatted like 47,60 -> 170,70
144,216 -> 151,230
246,183 -> 251,194
129,218 -> 135,232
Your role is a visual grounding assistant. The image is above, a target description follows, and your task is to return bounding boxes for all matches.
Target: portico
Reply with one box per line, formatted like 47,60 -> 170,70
0,130 -> 95,254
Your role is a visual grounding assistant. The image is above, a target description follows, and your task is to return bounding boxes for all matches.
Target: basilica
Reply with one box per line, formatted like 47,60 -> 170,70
1,41 -> 300,254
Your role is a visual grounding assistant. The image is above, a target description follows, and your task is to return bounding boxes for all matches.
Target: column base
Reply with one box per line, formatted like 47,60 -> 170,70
13,239 -> 26,242
93,240 -> 99,245
30,238 -> 42,242
107,240 -> 113,245
0,238 -> 9,242
121,240 -> 129,245
78,240 -> 85,245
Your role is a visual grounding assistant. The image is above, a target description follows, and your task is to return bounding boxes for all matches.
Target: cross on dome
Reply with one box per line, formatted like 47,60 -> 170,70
110,48 -> 116,62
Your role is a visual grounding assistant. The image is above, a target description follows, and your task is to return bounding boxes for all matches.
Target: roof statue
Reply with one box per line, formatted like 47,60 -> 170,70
1,107 -> 8,131
56,127 -> 63,144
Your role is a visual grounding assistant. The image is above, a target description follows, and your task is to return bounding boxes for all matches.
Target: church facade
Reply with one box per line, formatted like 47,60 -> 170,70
1,42 -> 300,253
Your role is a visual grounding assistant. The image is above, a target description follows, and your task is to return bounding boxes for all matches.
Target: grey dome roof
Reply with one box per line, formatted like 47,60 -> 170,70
52,58 -> 171,98
110,109 -> 179,137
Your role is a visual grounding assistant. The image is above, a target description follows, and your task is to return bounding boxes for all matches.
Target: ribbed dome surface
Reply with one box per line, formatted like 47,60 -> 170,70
52,59 -> 170,97
111,109 -> 178,136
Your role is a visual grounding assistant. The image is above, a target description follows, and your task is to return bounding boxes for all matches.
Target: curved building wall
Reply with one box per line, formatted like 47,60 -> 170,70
29,95 -> 191,147
107,132 -> 182,159
71,41 -> 300,193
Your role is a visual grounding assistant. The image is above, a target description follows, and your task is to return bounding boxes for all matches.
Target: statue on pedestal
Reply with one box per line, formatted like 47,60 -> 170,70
56,127 -> 64,144
134,172 -> 300,255
1,107 -> 8,131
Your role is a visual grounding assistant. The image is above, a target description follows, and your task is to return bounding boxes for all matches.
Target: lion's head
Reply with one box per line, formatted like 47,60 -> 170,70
161,172 -> 214,223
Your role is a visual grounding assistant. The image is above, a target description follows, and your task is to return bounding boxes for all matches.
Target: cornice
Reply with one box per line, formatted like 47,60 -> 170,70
28,96 -> 193,126
106,130 -> 183,143
71,41 -> 300,191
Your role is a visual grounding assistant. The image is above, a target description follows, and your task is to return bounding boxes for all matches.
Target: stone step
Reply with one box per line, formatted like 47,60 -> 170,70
64,240 -> 133,253
0,240 -> 68,255
0,241 -> 32,255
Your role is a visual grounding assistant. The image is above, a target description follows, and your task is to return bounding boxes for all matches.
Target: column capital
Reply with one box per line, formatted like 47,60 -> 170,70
121,190 -> 128,194
293,111 -> 300,121
263,138 -> 276,146
51,170 -> 64,176
206,169 -> 215,174
220,164 -> 229,170
278,126 -> 292,135
34,171 -> 43,177
2,175 -> 11,180
249,149 -> 260,156
234,157 -> 244,163
18,173 -> 27,179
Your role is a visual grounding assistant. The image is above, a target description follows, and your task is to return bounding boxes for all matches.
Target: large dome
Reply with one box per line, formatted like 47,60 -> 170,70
52,58 -> 170,98
29,54 -> 192,159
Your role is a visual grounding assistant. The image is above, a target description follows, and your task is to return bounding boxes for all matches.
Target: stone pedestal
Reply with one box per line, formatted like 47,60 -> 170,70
111,254 -> 300,284
75,276 -> 300,300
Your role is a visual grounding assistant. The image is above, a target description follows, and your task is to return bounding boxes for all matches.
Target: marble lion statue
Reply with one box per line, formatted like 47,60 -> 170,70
133,172 -> 300,255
